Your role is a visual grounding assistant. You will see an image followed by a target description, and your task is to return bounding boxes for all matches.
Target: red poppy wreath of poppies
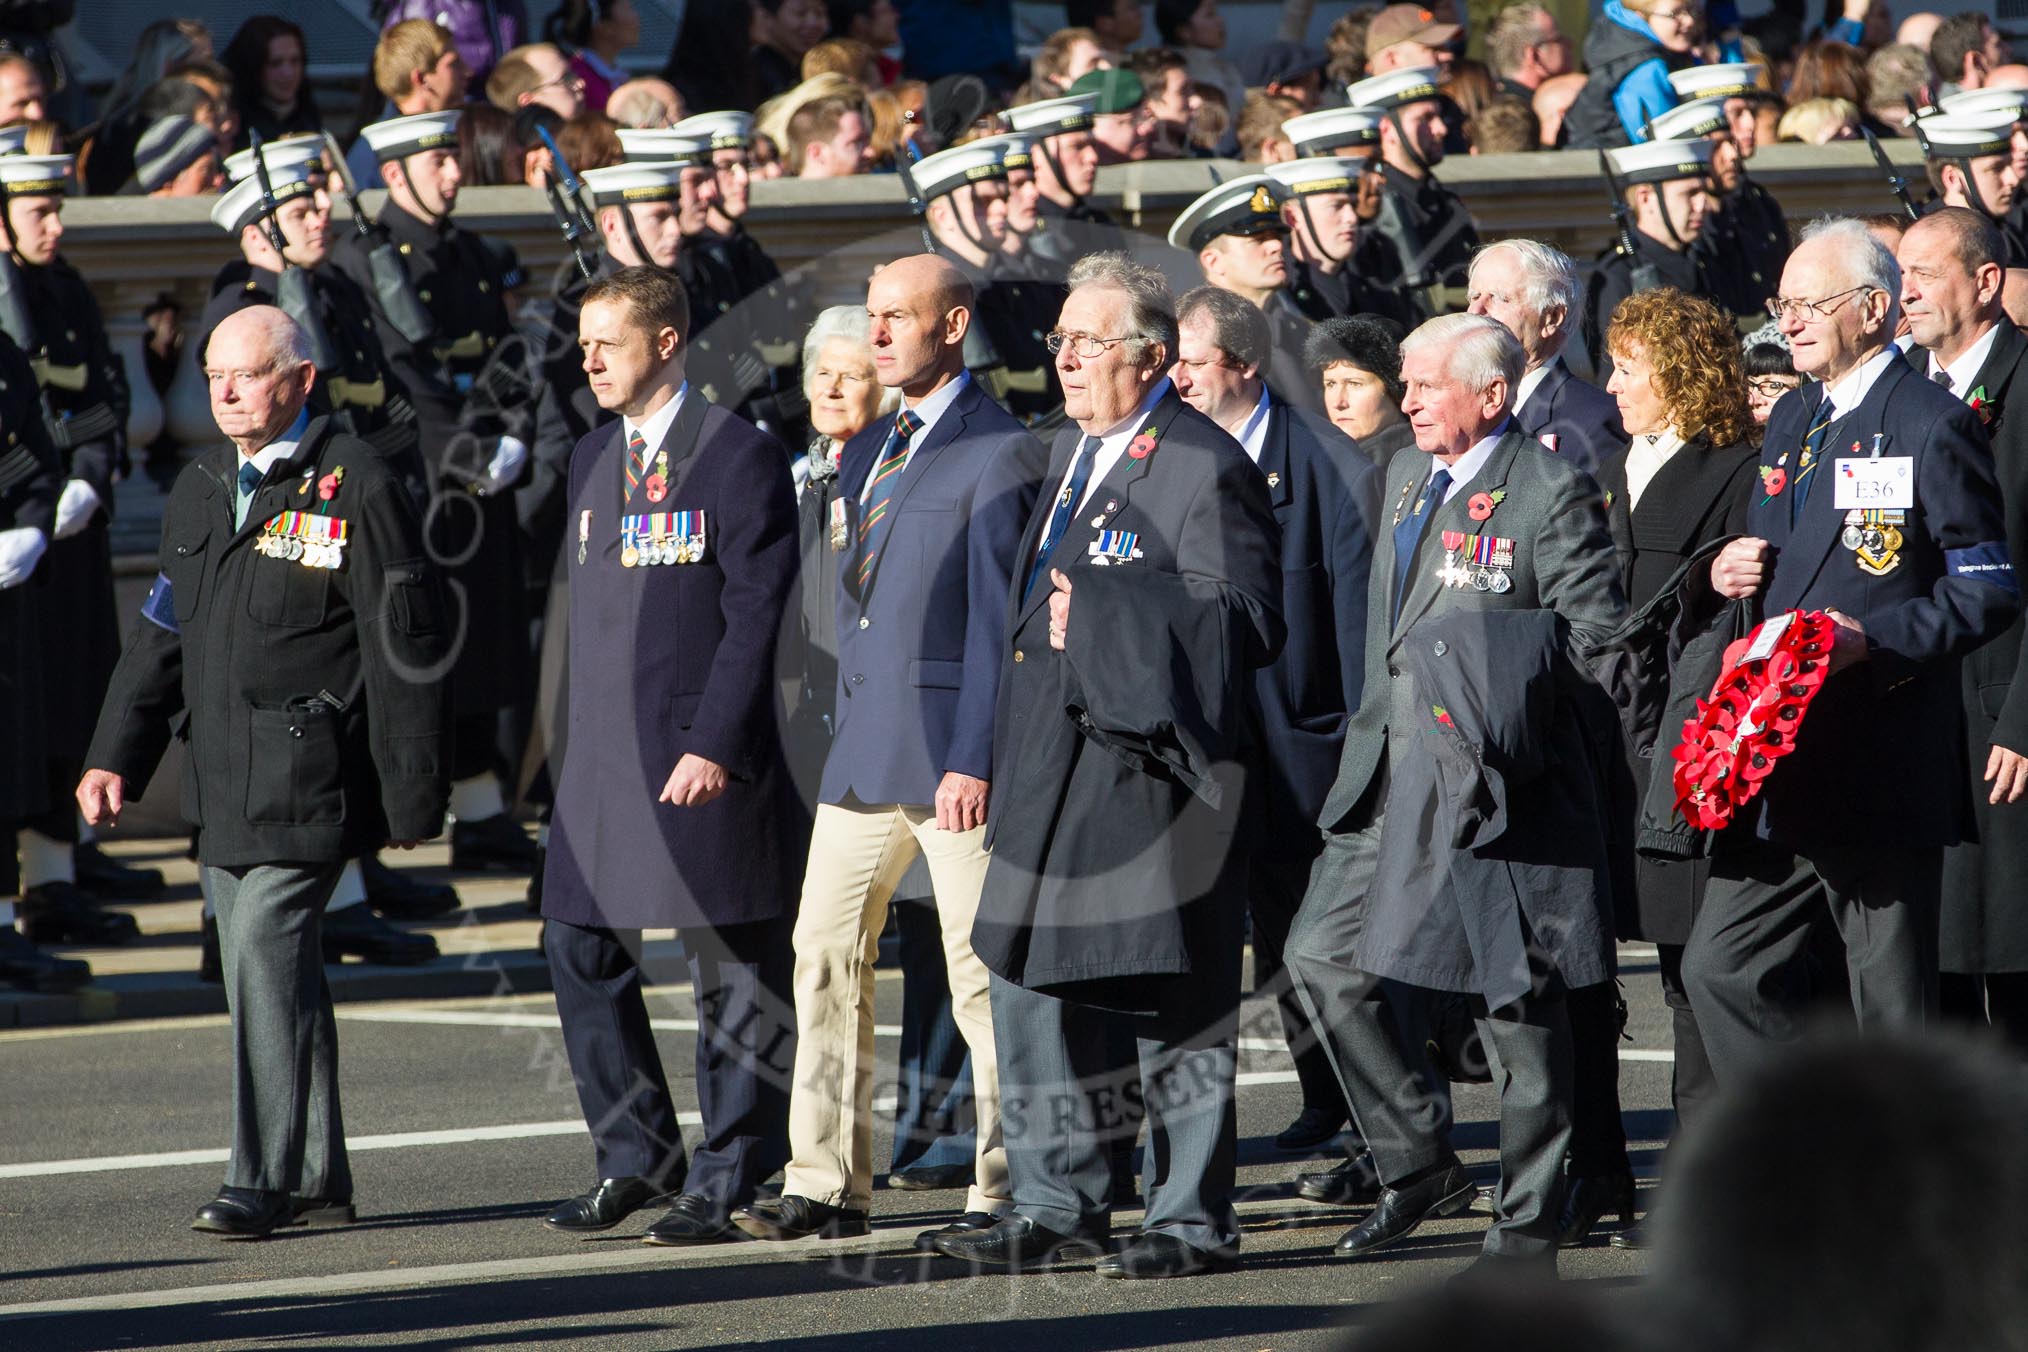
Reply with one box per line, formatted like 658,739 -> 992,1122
1670,610 -> 1835,832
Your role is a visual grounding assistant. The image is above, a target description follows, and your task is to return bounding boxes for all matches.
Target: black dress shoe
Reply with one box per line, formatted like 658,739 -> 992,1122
887,1163 -> 973,1191
1334,1161 -> 1478,1258
643,1192 -> 738,1246
192,1187 -> 293,1238
544,1177 -> 668,1233
914,1210 -> 998,1253
1608,1219 -> 1650,1250
20,881 -> 141,945
291,1196 -> 357,1227
361,855 -> 461,920
74,842 -> 166,900
1297,1151 -> 1382,1206
200,914 -> 223,984
450,813 -> 539,874
930,1214 -> 1107,1270
321,905 -> 438,966
0,924 -> 89,991
1274,1105 -> 1348,1152
732,1194 -> 869,1241
1555,1170 -> 1637,1248
1096,1231 -> 1237,1280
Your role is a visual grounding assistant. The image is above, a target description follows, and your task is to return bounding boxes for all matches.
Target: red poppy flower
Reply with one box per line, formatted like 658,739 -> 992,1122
644,473 -> 667,502
1466,491 -> 1495,521
1760,466 -> 1787,496
317,473 -> 340,501
1127,433 -> 1158,460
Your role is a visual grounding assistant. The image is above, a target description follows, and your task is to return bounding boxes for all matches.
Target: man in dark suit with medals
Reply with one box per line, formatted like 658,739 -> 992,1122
539,266 -> 805,1247
1898,207 -> 2028,1048
1693,219 -> 2020,1078
937,253 -> 1283,1280
1170,284 -> 1379,1154
1469,239 -> 1627,477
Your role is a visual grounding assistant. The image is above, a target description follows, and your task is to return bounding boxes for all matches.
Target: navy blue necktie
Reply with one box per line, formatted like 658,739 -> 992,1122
1790,407 -> 1833,523
1025,435 -> 1096,603
1392,467 -> 1451,622
235,461 -> 264,527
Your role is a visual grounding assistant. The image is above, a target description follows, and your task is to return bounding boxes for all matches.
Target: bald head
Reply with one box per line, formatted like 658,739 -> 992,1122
876,253 -> 975,319
1897,11 -> 1944,51
865,254 -> 975,397
206,306 -> 315,455
607,77 -> 684,128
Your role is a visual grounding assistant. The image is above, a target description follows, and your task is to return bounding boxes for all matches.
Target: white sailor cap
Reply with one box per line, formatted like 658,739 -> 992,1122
1667,62 -> 1772,102
1343,66 -> 1444,113
579,160 -> 692,207
910,137 -> 1013,203
1002,93 -> 1098,138
224,136 -> 327,183
0,153 -> 73,196
1167,174 -> 1285,251
1607,136 -> 1715,186
359,110 -> 461,162
0,125 -> 24,156
209,157 -> 319,235
984,132 -> 1036,173
1263,156 -> 1365,198
616,128 -> 714,165
672,110 -> 754,150
1282,106 -> 1384,156
1648,95 -> 1730,143
1938,86 -> 2028,120
1916,110 -> 2018,159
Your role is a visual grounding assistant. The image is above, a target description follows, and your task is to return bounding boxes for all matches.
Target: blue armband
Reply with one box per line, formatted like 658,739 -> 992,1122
1947,542 -> 2018,593
141,571 -> 178,632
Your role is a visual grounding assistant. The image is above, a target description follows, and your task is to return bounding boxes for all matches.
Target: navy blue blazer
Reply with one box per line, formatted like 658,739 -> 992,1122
1255,394 -> 1381,826
820,376 -> 1047,807
1516,358 -> 1626,478
1748,357 -> 2019,856
542,394 -> 807,930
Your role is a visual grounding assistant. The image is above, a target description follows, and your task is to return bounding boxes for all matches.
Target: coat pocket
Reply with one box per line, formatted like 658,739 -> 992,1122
248,554 -> 332,629
245,701 -> 346,826
384,559 -> 443,635
167,531 -> 208,624
665,692 -> 702,731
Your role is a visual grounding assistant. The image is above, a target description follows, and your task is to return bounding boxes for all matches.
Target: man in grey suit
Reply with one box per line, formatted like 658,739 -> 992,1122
1283,313 -> 1626,1272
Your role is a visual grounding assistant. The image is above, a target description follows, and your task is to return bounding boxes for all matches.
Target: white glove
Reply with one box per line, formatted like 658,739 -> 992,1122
485,436 -> 530,495
0,525 -> 48,589
53,479 -> 102,539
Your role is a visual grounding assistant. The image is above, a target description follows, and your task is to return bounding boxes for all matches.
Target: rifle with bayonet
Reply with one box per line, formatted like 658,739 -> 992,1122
1598,149 -> 1663,294
320,130 -> 437,345
1860,125 -> 1920,222
249,130 -> 338,370
535,125 -> 597,281
897,122 -> 937,255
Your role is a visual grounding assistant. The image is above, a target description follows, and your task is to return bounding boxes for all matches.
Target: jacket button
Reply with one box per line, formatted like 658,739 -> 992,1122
851,674 -> 864,684
176,545 -> 189,555
858,617 -> 870,629
1387,662 -> 1400,677
1433,640 -> 1448,657
1013,650 -> 1025,663
289,726 -> 303,738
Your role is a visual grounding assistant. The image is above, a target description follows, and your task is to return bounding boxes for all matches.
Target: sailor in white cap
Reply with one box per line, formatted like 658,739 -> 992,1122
329,108 -> 545,881
1914,109 -> 2025,255
1001,92 -> 1123,268
1282,105 -> 1386,160
1345,66 -> 1482,319
1171,174 -> 1322,410
1650,92 -> 1793,326
1585,136 -> 1718,359
676,111 -> 776,293
1267,156 -> 1410,327
0,149 -> 150,950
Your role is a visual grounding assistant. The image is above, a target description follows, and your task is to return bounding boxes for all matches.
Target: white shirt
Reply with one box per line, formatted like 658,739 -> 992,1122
1423,419 -> 1511,504
1928,323 -> 2002,399
1818,346 -> 1901,424
1624,428 -> 1686,511
861,370 -> 971,504
622,381 -> 690,462
1513,363 -> 1552,413
1234,386 -> 1273,464
1055,378 -> 1173,514
235,408 -> 310,525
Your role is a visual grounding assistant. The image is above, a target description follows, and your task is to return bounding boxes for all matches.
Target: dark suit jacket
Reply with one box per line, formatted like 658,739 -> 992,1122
972,385 -> 1283,1012
1749,355 -> 2019,857
542,394 -> 807,930
1255,395 -> 1381,829
821,376 -> 1047,807
1517,359 -> 1628,478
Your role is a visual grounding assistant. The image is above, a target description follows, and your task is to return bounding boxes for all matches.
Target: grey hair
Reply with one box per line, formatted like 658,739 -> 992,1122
1066,250 -> 1177,365
223,304 -> 311,371
1799,215 -> 1903,327
1470,238 -> 1581,320
800,305 -> 902,415
1176,284 -> 1271,372
1401,312 -> 1525,399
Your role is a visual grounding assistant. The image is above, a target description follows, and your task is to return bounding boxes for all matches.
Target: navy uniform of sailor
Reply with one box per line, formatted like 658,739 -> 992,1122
541,374 -> 806,1227
1683,351 -> 2021,1079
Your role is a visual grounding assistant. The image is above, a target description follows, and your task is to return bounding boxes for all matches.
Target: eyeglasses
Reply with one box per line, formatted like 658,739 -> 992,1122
533,72 -> 587,93
1765,285 -> 1876,322
1748,377 -> 1799,398
1648,6 -> 1699,23
1045,330 -> 1134,358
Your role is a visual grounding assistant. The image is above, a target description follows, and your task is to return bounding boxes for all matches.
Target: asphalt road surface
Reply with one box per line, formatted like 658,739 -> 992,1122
0,945 -> 1674,1350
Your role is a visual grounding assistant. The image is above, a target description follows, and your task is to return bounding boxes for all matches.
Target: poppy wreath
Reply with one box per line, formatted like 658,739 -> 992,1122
1670,609 -> 1836,832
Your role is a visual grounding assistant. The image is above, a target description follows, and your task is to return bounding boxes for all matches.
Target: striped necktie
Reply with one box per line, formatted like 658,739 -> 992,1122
856,408 -> 923,591
1790,406 -> 1834,522
625,427 -> 649,498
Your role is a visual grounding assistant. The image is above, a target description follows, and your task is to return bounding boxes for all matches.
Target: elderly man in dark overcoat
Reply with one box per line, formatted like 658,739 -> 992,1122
538,265 -> 806,1247
935,252 -> 1284,1281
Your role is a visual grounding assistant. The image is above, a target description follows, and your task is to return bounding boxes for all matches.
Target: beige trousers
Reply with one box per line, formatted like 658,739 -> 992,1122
782,801 -> 1007,1215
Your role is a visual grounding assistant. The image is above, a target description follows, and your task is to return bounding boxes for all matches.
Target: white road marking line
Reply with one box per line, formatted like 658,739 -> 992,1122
335,1007 -> 908,1038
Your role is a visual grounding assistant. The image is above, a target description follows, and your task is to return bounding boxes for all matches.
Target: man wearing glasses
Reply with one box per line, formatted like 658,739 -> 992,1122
1690,218 -> 2019,1085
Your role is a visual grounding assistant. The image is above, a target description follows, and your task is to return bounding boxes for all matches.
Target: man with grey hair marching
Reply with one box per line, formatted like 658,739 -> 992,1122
937,252 -> 1283,1280
1283,311 -> 1626,1275
1467,239 -> 1627,477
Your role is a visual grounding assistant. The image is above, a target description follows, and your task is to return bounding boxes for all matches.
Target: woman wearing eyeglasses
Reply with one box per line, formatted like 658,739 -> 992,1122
1563,0 -> 1705,149
1555,286 -> 1760,1251
1744,332 -> 1800,428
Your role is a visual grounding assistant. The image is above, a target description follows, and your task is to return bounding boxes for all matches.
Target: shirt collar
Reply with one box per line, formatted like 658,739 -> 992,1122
1236,384 -> 1273,462
241,407 -> 311,482
623,381 -> 689,457
1930,323 -> 2002,398
1090,378 -> 1172,451
1820,346 -> 1899,420
1429,418 -> 1510,495
1514,362 -> 1553,411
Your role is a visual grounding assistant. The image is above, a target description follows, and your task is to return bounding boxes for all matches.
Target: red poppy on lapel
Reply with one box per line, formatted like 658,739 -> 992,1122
1759,465 -> 1787,497
1466,491 -> 1497,521
1127,424 -> 1159,460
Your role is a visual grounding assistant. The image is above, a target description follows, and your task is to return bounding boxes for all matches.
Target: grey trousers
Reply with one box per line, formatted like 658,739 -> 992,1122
1683,839 -> 1941,1087
206,861 -> 350,1198
1283,819 -> 1574,1257
990,952 -> 1242,1255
